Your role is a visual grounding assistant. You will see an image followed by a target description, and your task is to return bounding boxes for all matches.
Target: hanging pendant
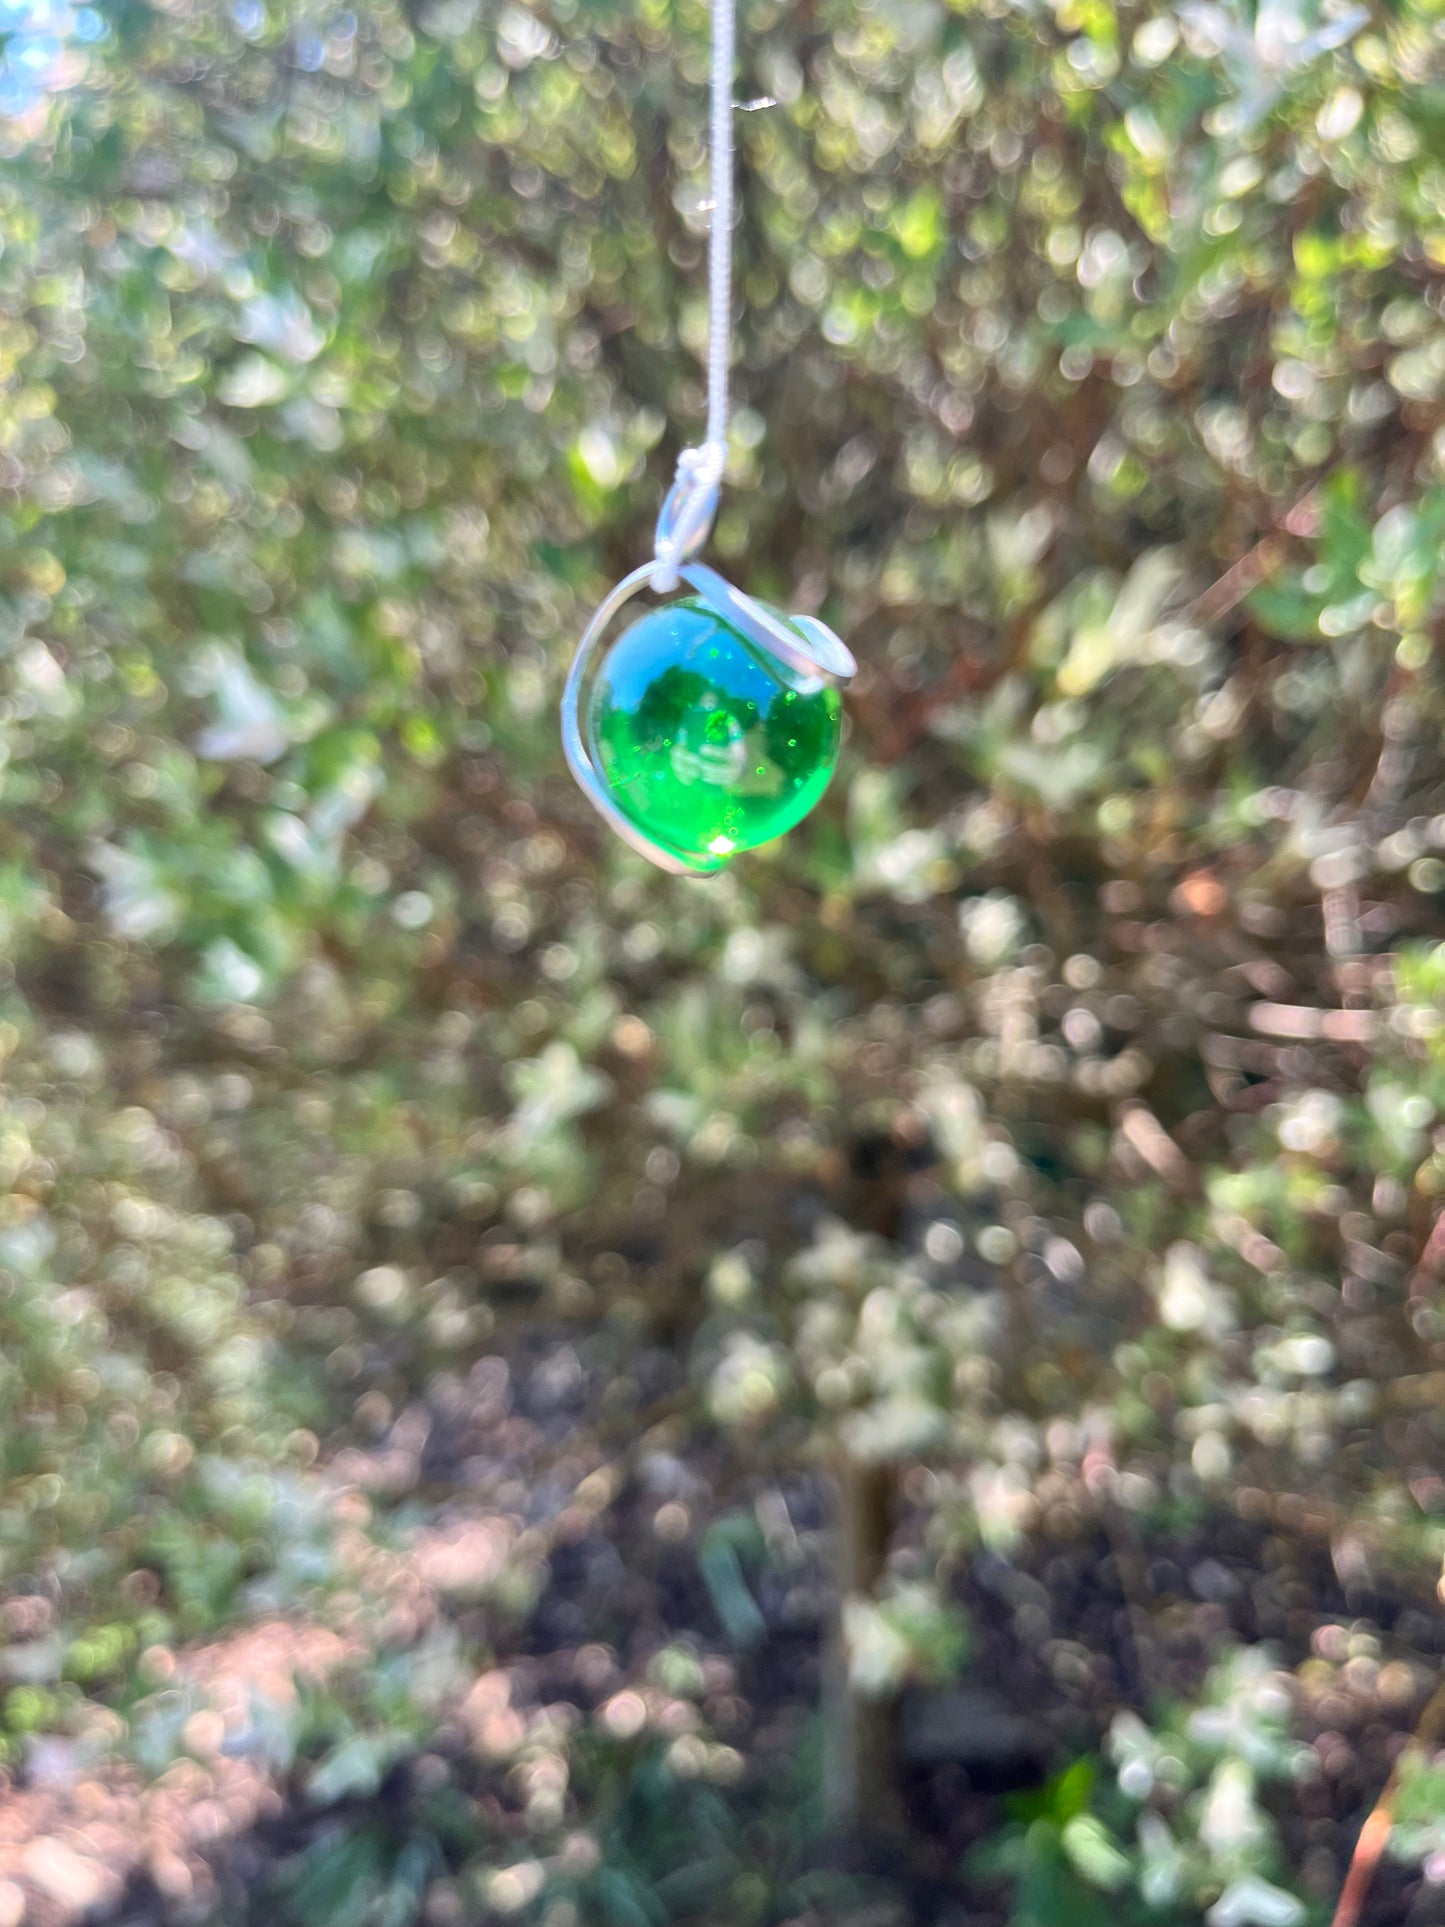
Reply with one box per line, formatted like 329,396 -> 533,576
562,558 -> 855,875
557,0 -> 854,873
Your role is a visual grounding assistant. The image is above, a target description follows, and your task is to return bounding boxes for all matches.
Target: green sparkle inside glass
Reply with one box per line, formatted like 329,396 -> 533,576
586,596 -> 843,871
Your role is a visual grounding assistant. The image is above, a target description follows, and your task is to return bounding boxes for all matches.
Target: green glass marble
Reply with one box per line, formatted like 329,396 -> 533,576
586,596 -> 843,871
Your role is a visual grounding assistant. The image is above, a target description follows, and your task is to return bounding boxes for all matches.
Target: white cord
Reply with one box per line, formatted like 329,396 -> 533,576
653,0 -> 735,591
704,0 -> 734,455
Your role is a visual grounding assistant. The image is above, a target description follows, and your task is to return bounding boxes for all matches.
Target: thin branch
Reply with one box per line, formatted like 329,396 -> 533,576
1247,1003 -> 1379,1043
1116,1101 -> 1199,1197
1180,489 -> 1320,626
1408,1207 -> 1445,1300
1330,1678 -> 1445,1927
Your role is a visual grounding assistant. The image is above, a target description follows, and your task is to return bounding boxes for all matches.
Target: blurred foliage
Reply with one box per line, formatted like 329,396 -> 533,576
975,1649 -> 1315,1925
1,0 -> 1444,1920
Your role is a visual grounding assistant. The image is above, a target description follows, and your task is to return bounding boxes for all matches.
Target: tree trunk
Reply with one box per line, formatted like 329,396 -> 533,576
826,1453 -> 906,1844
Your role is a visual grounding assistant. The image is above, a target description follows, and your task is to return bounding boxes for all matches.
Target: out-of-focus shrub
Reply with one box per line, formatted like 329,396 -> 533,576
0,0 -> 1443,1918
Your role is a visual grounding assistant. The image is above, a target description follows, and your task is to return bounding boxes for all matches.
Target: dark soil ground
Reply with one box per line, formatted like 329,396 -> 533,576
6,1311 -> 1442,1926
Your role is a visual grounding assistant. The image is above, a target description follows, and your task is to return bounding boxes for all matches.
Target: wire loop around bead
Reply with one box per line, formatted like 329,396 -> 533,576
561,563 -> 707,875
561,560 -> 855,876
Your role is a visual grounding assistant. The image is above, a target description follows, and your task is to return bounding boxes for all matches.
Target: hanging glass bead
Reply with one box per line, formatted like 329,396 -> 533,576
587,594 -> 843,867
563,563 -> 855,876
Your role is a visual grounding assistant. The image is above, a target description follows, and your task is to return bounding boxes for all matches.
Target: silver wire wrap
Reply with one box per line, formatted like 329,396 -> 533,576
561,562 -> 856,876
560,562 -> 703,875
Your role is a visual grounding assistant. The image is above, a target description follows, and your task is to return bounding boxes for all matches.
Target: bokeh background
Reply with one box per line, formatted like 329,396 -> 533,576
1,0 -> 1444,1922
